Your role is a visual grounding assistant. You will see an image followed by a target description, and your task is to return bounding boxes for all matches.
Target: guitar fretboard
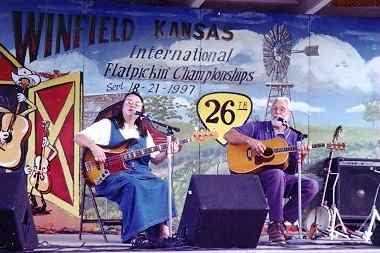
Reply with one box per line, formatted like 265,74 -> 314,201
273,143 -> 326,153
122,138 -> 191,161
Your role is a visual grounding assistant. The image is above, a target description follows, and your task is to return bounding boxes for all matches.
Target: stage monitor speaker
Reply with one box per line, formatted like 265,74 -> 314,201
331,157 -> 380,221
0,173 -> 38,252
178,175 -> 268,248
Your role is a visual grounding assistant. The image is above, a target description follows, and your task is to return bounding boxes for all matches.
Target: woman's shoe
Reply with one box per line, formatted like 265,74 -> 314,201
160,224 -> 170,239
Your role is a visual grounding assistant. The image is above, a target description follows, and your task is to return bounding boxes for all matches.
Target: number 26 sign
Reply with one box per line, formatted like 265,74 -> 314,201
197,92 -> 252,145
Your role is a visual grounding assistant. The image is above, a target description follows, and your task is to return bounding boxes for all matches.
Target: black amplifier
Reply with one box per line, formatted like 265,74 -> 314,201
327,157 -> 380,220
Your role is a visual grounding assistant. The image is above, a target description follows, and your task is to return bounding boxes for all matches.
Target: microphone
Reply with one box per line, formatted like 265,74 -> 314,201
277,117 -> 289,128
135,111 -> 149,118
275,116 -> 308,140
134,111 -> 180,132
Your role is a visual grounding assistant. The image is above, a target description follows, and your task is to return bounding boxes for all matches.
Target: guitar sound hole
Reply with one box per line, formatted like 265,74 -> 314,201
263,148 -> 273,157
4,132 -> 12,143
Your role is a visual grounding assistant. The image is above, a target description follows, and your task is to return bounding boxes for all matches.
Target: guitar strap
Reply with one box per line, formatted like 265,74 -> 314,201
109,119 -> 129,148
0,112 -> 4,129
273,128 -> 284,136
275,133 -> 287,142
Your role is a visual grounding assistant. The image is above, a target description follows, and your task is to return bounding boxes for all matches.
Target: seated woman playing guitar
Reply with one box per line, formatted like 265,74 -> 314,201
74,92 -> 180,244
224,97 -> 319,244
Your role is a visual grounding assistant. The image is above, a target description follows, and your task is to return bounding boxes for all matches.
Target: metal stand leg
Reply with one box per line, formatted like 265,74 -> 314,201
321,158 -> 334,206
167,134 -> 174,237
307,160 -> 333,239
363,207 -> 380,241
361,183 -> 380,241
296,141 -> 303,239
327,174 -> 349,239
287,140 -> 311,244
329,205 -> 349,239
79,182 -> 86,240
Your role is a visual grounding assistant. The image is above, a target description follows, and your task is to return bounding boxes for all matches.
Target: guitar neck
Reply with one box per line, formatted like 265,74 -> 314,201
273,143 -> 326,153
122,138 -> 192,161
7,103 -> 21,131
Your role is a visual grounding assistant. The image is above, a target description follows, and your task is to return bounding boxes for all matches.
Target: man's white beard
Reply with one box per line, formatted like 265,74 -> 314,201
271,116 -> 288,128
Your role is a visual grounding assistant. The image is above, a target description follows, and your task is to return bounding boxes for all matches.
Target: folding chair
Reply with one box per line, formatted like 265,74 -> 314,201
78,181 -> 122,242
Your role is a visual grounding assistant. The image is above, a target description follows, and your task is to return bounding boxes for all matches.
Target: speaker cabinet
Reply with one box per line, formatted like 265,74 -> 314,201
0,173 -> 38,251
178,175 -> 268,248
330,157 -> 380,221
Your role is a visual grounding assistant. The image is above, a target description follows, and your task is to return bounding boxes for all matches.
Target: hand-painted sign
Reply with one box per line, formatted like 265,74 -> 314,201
197,92 -> 252,145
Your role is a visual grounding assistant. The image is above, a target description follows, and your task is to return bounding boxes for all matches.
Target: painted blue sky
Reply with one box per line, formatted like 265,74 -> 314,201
0,2 -> 379,128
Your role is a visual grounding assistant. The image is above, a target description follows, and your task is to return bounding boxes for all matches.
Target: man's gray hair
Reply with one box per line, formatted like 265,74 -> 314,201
271,97 -> 292,111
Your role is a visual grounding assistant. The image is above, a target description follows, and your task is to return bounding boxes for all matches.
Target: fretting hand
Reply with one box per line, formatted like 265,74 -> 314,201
167,141 -> 181,155
300,143 -> 310,162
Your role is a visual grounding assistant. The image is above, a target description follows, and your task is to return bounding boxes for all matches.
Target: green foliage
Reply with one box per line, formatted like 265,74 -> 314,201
363,100 -> 380,126
144,95 -> 202,128
184,101 -> 200,128
145,95 -> 186,121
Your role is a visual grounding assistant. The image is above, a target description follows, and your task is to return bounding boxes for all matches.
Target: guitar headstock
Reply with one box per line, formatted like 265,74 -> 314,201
192,129 -> 218,144
326,143 -> 346,151
332,125 -> 343,143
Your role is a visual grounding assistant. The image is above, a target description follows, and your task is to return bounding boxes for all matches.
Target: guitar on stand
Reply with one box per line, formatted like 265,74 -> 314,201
307,125 -> 349,240
26,121 -> 57,214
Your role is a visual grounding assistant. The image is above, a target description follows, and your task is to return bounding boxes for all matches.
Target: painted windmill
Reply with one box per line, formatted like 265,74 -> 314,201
263,24 -> 319,125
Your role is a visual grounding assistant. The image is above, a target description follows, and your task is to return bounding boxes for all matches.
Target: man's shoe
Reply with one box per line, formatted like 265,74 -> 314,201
268,221 -> 286,243
281,223 -> 294,240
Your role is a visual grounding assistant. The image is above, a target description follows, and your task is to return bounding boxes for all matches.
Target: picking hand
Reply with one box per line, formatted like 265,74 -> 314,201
247,138 -> 266,156
90,145 -> 107,162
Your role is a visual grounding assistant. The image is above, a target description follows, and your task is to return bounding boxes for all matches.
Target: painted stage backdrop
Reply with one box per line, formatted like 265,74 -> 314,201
0,0 -> 379,232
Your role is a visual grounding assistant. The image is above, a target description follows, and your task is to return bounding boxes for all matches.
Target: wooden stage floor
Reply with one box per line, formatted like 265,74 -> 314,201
28,233 -> 380,253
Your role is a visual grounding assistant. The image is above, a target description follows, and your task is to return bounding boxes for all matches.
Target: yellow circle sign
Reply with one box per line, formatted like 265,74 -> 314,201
197,92 -> 252,145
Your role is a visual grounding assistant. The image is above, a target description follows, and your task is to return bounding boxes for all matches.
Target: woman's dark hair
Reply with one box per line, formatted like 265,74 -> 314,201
112,92 -> 147,137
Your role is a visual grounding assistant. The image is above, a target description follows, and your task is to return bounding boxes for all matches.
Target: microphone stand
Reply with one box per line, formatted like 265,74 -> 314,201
280,120 -> 309,242
140,114 -> 179,238
143,115 -> 180,133
288,126 -> 308,140
295,131 -> 307,240
277,117 -> 308,140
166,129 -> 174,238
286,125 -> 307,240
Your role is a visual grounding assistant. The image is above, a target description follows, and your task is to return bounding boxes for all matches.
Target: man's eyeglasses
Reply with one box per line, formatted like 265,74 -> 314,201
126,99 -> 142,107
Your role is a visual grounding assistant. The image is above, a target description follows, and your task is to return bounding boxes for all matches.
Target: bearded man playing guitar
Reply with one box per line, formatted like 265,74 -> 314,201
224,97 -> 319,244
